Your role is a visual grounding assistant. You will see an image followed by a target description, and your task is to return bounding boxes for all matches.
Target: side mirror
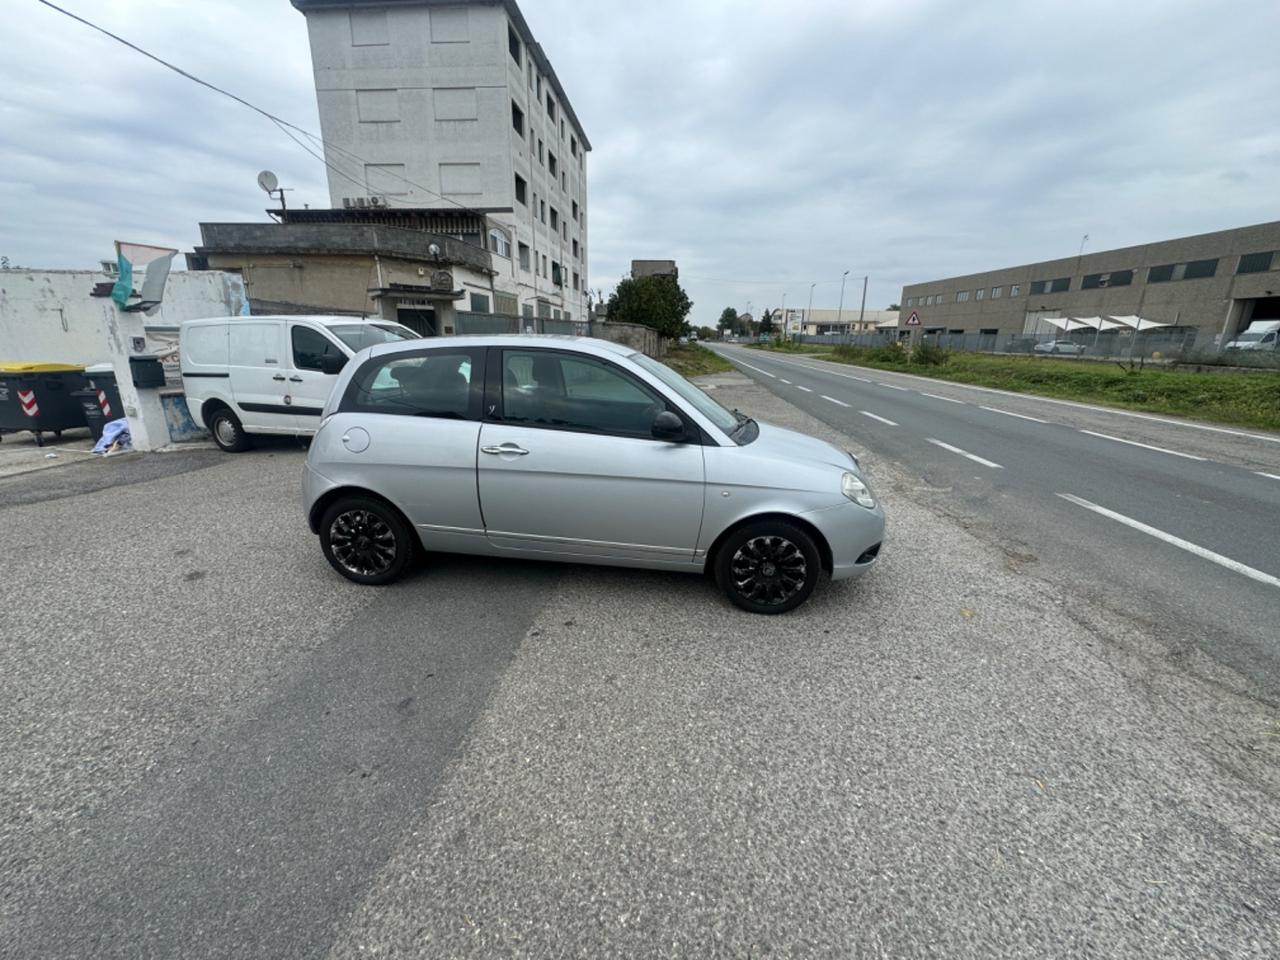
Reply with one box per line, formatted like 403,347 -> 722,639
319,354 -> 347,375
651,410 -> 685,442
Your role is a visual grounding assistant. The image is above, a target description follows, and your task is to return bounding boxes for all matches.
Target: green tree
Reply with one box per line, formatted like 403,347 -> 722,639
760,309 -> 775,335
717,307 -> 739,333
888,303 -> 901,311
606,274 -> 693,340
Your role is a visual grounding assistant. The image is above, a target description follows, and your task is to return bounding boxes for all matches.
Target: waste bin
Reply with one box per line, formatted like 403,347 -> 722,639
72,388 -> 107,442
0,363 -> 89,446
84,363 -> 125,423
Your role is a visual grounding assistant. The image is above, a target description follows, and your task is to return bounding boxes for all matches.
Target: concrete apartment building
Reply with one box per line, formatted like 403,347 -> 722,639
900,220 -> 1280,345
288,0 -> 590,326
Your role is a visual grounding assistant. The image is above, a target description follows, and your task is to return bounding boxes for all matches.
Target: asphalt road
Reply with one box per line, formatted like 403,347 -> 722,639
2,379 -> 1278,958
710,344 -> 1280,697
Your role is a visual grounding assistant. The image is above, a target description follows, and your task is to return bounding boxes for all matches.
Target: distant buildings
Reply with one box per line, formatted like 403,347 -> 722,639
198,0 -> 591,333
900,220 -> 1280,345
631,260 -> 678,280
797,308 -> 898,336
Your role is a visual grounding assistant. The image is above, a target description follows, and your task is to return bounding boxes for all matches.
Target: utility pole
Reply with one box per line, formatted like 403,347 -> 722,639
858,274 -> 868,338
837,270 -> 850,344
806,282 -> 816,341
780,292 -> 787,341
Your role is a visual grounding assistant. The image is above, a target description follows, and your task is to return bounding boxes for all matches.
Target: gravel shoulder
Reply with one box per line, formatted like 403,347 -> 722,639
325,373 -> 1280,959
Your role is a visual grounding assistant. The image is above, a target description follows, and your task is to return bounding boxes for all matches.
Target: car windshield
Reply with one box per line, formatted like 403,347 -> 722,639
629,352 -> 739,434
1234,332 -> 1266,342
328,323 -> 420,352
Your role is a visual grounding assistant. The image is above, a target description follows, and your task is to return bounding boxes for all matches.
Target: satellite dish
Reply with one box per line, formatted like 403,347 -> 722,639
257,170 -> 279,194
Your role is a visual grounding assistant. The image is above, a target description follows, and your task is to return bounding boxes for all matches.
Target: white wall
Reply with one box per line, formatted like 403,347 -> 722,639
0,269 -> 248,366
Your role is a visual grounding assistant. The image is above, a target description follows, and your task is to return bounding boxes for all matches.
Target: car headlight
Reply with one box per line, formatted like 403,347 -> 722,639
842,471 -> 876,509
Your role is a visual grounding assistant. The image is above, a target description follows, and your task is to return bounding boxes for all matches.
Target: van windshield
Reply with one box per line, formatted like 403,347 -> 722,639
329,323 -> 420,352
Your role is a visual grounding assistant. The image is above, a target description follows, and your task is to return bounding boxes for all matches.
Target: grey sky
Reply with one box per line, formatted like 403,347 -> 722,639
3,0 -> 1278,326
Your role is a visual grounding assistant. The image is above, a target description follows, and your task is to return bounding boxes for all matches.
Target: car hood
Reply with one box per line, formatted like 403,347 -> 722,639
749,420 -> 856,472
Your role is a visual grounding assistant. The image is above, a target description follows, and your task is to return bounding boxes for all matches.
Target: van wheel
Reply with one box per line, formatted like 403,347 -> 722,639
319,496 -> 414,585
715,520 -> 821,614
208,408 -> 251,452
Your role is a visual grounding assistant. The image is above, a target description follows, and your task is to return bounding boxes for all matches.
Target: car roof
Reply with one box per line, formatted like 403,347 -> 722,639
179,314 -> 393,327
368,334 -> 637,360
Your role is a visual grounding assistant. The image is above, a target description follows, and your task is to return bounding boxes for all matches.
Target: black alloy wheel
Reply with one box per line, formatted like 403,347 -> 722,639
319,497 -> 415,585
716,520 -> 821,614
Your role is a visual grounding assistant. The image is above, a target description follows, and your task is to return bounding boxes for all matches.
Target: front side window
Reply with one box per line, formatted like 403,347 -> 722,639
343,349 -> 481,419
500,351 -> 666,439
292,326 -> 345,371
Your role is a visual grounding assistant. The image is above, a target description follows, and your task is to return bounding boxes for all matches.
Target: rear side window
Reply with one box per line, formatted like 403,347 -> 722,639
183,324 -> 227,365
341,348 -> 483,420
499,350 -> 664,438
291,326 -> 345,371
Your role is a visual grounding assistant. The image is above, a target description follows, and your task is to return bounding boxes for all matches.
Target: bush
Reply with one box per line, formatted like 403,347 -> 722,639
832,342 -> 908,365
911,340 -> 949,366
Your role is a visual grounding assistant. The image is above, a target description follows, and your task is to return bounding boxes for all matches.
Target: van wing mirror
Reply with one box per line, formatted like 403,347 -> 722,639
319,354 -> 348,375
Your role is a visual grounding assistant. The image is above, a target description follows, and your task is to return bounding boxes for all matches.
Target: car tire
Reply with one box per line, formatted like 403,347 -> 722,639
208,408 -> 252,453
319,496 -> 415,586
715,520 -> 822,615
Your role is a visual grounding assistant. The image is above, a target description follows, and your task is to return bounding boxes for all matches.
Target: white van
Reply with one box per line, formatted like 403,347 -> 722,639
180,315 -> 419,451
1225,319 -> 1280,352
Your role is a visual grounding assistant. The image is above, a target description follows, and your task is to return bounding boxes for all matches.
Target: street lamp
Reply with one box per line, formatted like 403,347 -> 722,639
837,270 -> 850,344
807,282 -> 816,341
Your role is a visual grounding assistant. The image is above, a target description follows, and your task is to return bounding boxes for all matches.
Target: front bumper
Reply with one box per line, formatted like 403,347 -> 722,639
800,500 -> 886,581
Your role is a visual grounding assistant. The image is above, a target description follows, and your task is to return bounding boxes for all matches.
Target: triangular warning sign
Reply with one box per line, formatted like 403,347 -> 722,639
906,311 -> 921,326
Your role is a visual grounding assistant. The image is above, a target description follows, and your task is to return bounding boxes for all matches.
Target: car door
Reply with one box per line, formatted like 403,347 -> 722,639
320,345 -> 487,551
287,322 -> 350,431
476,347 -> 705,564
227,321 -> 292,432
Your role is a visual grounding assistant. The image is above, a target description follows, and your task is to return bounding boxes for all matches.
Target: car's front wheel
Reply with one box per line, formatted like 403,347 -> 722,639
715,520 -> 822,614
319,496 -> 415,585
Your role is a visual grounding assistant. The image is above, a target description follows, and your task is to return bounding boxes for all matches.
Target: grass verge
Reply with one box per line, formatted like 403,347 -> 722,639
663,342 -> 735,378
825,347 -> 1280,431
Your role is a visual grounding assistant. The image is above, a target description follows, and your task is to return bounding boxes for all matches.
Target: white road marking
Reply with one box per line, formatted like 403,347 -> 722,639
1256,472 -> 1280,481
1079,430 -> 1206,462
859,411 -> 898,426
822,395 -> 851,407
922,392 -> 966,404
925,438 -> 1004,469
744,352 -> 1280,444
796,385 -> 813,392
881,383 -> 910,391
1057,494 -> 1280,590
980,405 -> 1050,424
731,358 -> 776,378
779,378 -> 792,384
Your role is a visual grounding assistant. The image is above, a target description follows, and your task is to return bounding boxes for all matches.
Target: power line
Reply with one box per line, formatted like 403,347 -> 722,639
33,0 -> 494,225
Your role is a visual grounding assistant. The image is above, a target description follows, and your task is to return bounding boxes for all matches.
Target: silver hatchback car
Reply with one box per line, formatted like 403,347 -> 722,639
302,336 -> 884,613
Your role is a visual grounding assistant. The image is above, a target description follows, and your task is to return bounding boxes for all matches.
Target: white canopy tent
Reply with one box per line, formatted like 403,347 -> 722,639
1041,317 -> 1096,333
1107,315 -> 1171,331
1069,316 -> 1125,331
875,316 -> 899,329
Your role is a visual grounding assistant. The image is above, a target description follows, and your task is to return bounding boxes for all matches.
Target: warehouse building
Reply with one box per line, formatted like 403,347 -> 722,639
900,220 -> 1280,347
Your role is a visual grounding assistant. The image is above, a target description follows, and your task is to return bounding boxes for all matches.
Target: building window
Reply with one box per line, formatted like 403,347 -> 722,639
542,253 -> 548,275
514,174 -> 527,205
540,199 -> 546,224
1029,278 -> 1070,295
572,238 -> 578,258
550,207 -> 559,230
1183,258 -> 1218,280
551,261 -> 563,286
1010,284 -> 1021,297
537,139 -> 544,163
527,60 -> 533,88
561,171 -> 567,191
571,136 -> 578,157
508,23 -> 521,64
518,242 -> 530,271
488,228 -> 511,258
1237,251 -> 1276,274
522,302 -> 534,319
561,119 -> 566,139
547,94 -> 557,121
549,152 -> 558,178
991,287 -> 1002,298
572,271 -> 580,291
572,201 -> 579,221
562,223 -> 568,241
956,291 -> 970,302
975,288 -> 985,301
495,291 -> 518,316
1150,260 -> 1217,283
1081,269 -> 1134,289
511,101 -> 524,136
470,292 -> 490,313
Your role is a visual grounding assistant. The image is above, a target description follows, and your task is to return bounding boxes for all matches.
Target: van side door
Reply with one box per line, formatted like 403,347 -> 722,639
287,322 -> 349,431
227,321 -> 292,433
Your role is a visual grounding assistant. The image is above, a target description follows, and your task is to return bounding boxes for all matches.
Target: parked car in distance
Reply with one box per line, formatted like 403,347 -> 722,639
180,315 -> 419,451
302,336 -> 885,613
1033,339 -> 1086,355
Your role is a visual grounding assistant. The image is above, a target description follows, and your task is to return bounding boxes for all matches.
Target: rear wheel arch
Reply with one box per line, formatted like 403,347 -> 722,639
704,512 -> 833,576
309,486 -> 416,540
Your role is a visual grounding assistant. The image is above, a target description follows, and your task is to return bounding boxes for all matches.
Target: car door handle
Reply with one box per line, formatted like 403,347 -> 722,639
288,376 -> 304,382
481,443 -> 529,456
272,374 -> 287,381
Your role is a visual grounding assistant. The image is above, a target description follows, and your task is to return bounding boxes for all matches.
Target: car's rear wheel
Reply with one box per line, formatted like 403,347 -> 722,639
208,408 -> 251,453
715,520 -> 822,614
319,496 -> 415,585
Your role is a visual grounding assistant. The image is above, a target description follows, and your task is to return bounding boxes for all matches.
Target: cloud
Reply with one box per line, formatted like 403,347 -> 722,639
2,0 -> 1278,324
